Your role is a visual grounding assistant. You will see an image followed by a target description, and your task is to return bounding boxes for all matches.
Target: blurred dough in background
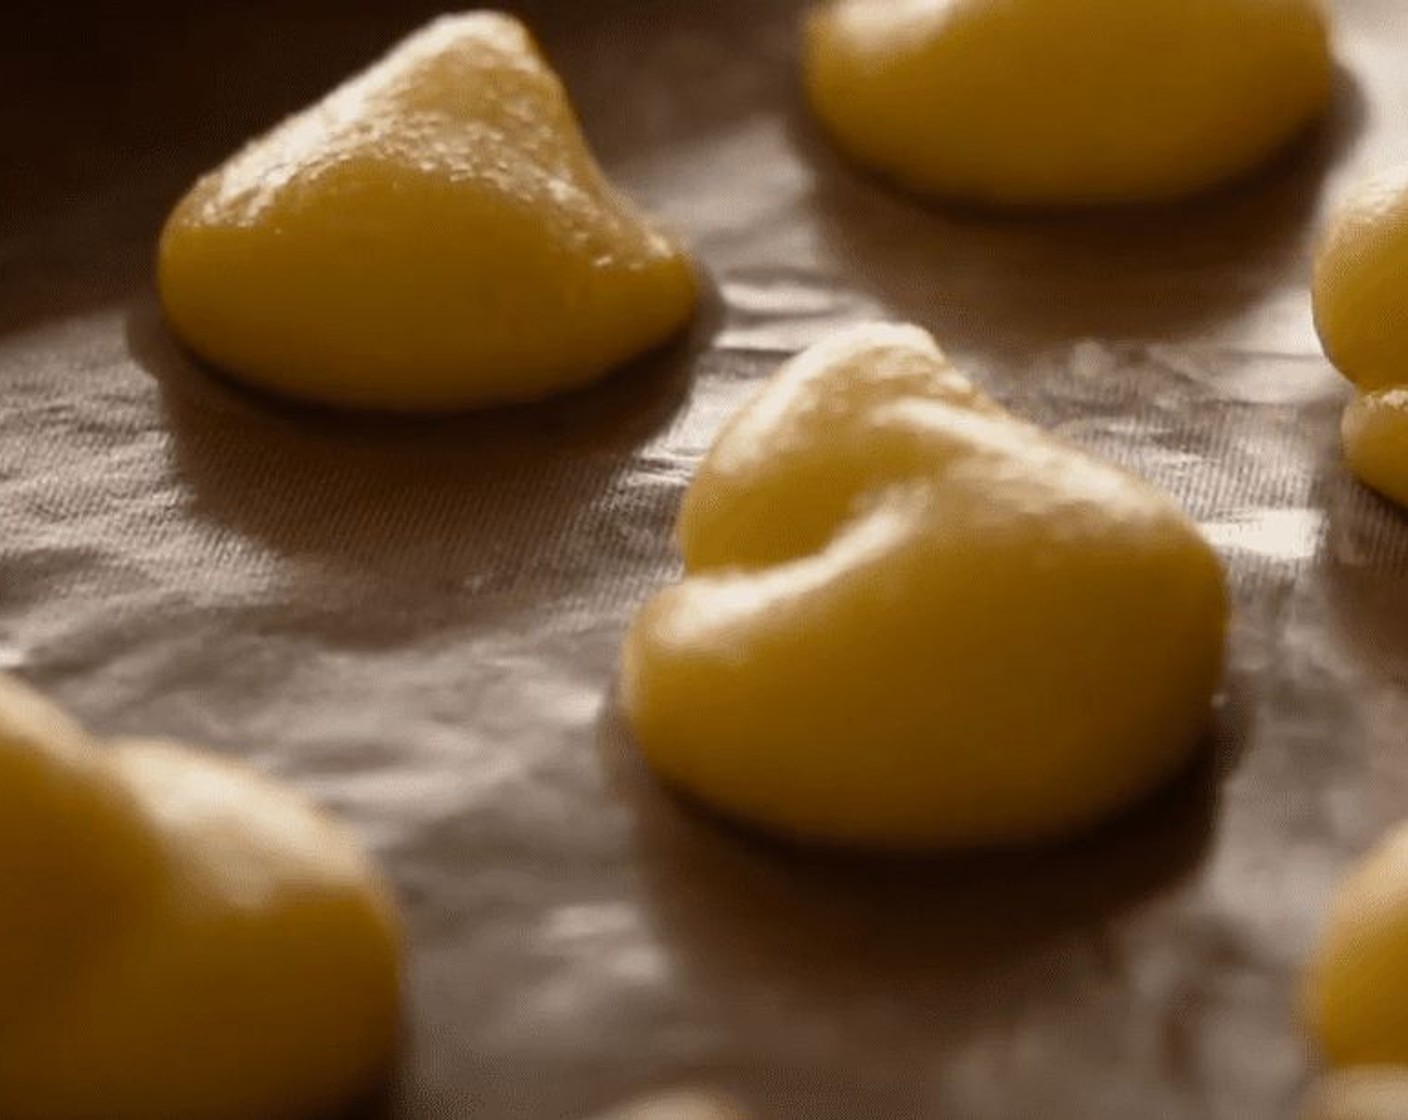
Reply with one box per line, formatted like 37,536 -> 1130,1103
621,323 -> 1229,850
159,12 -> 697,412
1306,823 -> 1408,1071
804,0 -> 1333,207
0,674 -> 401,1120
1341,389 -> 1408,510
1315,165 -> 1408,509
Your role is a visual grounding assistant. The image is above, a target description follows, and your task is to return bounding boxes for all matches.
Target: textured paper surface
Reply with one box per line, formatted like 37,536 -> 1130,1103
3,2 -> 1408,1117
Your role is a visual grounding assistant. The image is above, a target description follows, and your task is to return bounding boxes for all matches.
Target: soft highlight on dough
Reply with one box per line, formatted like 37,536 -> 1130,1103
803,0 -> 1333,207
620,324 -> 1229,849
0,675 -> 401,1120
159,12 -> 696,411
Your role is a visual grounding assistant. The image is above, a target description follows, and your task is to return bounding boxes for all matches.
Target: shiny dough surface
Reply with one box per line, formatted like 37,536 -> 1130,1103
159,12 -> 697,411
804,0 -> 1333,206
621,324 -> 1229,849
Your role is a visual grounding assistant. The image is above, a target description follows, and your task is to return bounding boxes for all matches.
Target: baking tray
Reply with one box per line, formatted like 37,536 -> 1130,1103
3,1 -> 1408,1117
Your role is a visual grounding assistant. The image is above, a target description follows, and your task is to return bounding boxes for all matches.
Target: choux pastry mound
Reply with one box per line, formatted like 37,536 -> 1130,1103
1341,390 -> 1408,511
0,675 -> 401,1120
1315,166 -> 1408,509
1306,823 -> 1408,1070
620,324 -> 1229,850
0,675 -> 164,1029
803,0 -> 1334,207
159,12 -> 696,412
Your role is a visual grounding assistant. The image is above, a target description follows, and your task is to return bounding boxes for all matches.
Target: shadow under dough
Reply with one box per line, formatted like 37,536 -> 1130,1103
789,66 -> 1367,360
596,664 -> 1251,1079
124,285 -> 719,580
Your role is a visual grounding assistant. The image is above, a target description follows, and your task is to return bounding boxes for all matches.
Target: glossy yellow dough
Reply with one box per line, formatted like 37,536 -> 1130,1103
159,12 -> 696,411
620,324 -> 1229,849
1306,824 -> 1408,1070
1342,390 -> 1408,510
0,676 -> 401,1120
803,0 -> 1333,207
1315,167 -> 1408,509
1316,167 -> 1408,394
1304,1071 -> 1408,1120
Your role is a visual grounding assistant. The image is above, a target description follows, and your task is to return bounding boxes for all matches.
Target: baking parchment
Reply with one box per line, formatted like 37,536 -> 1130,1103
3,1 -> 1408,1117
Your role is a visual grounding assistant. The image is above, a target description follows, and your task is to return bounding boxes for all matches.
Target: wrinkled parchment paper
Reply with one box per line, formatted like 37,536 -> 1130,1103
4,2 -> 1408,1117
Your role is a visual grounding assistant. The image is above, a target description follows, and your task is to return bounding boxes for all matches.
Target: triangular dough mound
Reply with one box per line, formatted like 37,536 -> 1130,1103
159,12 -> 697,411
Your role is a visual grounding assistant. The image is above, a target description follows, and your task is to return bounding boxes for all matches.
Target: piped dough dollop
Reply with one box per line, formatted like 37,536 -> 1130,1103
620,324 -> 1229,849
803,0 -> 1334,207
0,675 -> 401,1120
158,12 -> 697,411
1315,166 -> 1408,509
1341,390 -> 1408,510
1306,823 -> 1408,1070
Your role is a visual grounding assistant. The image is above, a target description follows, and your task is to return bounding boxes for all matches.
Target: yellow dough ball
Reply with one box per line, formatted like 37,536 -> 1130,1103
159,12 -> 696,411
0,677 -> 161,1032
1315,166 -> 1408,394
620,324 -> 1229,849
1342,390 -> 1408,510
1306,823 -> 1408,1069
1313,167 -> 1408,509
0,678 -> 402,1120
803,0 -> 1334,206
1304,1071 -> 1408,1120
